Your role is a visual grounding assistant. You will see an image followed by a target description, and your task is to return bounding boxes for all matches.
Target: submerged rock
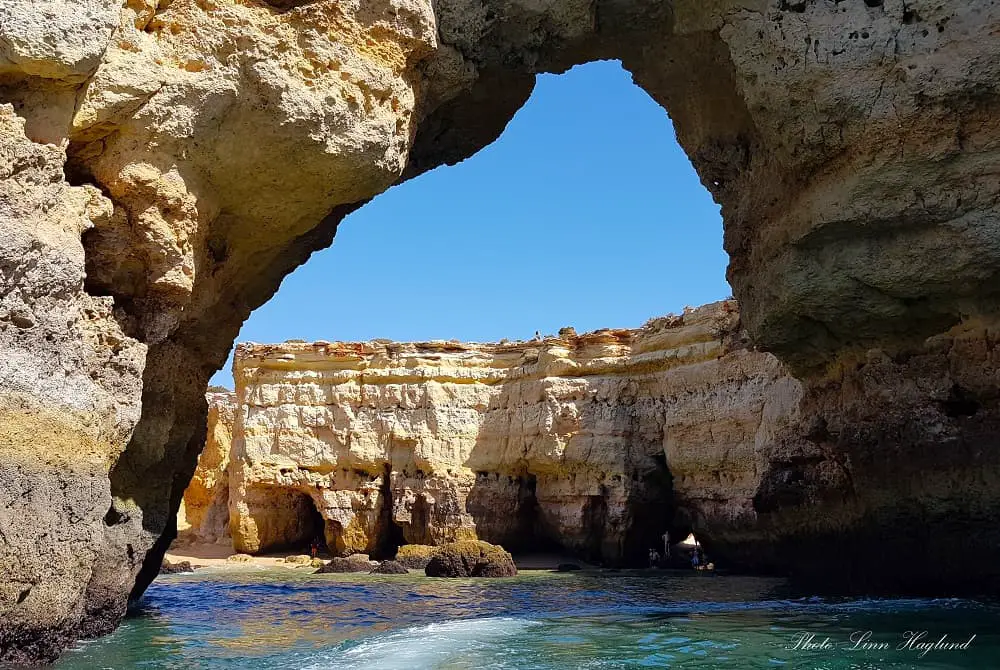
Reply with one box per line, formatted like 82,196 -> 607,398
425,541 -> 517,578
371,560 -> 409,575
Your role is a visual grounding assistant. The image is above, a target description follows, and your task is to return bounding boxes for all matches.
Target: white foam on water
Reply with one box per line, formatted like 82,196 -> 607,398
300,617 -> 540,670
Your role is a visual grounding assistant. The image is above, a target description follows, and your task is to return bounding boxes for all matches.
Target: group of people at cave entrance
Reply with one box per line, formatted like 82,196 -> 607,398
648,531 -> 715,571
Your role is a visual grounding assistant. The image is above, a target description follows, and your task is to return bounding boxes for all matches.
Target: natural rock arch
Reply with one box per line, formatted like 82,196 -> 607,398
3,0 -> 1000,663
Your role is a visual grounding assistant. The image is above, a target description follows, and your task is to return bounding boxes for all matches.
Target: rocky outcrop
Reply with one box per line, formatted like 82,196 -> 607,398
424,541 -> 517,578
371,560 -> 409,574
3,0 -> 1000,662
395,544 -> 436,569
0,106 -> 145,664
158,560 -> 196,575
316,555 -> 377,574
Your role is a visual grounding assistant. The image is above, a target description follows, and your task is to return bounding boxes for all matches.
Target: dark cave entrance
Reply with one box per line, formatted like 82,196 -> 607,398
582,487 -> 610,564
515,473 -> 541,549
403,493 -> 433,546
466,471 -> 562,554
302,495 -> 329,554
374,463 -> 406,559
505,472 -> 563,555
253,487 -> 328,554
621,453 -> 690,567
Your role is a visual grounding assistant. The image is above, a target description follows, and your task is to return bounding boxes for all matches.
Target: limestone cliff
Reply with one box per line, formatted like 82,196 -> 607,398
184,301 -> 801,566
177,391 -> 235,544
0,106 -> 145,661
3,0 -> 1000,662
193,306 -> 1000,597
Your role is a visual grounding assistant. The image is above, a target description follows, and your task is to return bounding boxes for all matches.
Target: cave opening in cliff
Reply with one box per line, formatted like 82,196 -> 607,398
245,486 -> 328,555
402,493 -> 434,546
621,455 -> 691,567
581,489 -> 610,563
374,463 -> 407,560
465,471 -> 563,555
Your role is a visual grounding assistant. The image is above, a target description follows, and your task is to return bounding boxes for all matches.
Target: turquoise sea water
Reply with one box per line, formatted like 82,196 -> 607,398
57,570 -> 1000,669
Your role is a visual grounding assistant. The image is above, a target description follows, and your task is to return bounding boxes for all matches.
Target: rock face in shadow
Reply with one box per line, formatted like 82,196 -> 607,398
707,321 -> 1000,594
424,541 -> 517,578
3,0 -> 1000,661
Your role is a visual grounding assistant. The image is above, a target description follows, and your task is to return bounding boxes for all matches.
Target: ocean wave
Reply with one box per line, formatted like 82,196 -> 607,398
297,617 -> 540,670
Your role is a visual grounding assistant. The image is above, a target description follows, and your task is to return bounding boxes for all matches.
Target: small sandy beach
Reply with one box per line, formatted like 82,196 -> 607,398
165,541 -> 597,572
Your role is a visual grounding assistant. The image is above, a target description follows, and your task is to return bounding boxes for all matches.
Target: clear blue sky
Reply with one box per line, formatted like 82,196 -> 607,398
211,60 -> 729,387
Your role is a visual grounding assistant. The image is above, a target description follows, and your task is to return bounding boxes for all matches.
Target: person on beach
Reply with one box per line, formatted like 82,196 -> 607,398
662,530 -> 670,560
310,538 -> 320,559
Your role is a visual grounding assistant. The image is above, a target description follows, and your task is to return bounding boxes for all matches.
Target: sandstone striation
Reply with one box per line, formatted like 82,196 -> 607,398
193,304 -> 1000,595
185,302 -> 801,567
2,0 -> 1000,662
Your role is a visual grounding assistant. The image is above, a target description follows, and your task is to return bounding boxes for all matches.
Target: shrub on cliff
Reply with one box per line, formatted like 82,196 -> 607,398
315,554 -> 375,573
395,544 -> 437,569
424,541 -> 517,577
370,560 -> 409,574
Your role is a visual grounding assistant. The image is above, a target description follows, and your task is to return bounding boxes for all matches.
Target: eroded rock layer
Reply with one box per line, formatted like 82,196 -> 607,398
186,302 -> 800,566
194,306 -> 1000,597
3,0 -> 1000,662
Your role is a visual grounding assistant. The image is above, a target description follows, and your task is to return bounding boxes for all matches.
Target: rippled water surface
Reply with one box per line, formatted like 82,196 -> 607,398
57,570 -> 1000,669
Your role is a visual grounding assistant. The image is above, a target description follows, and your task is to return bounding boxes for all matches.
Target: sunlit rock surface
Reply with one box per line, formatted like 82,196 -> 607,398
185,302 -> 800,565
189,305 -> 1000,599
0,107 -> 145,661
3,0 -> 1000,661
176,391 -> 236,545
